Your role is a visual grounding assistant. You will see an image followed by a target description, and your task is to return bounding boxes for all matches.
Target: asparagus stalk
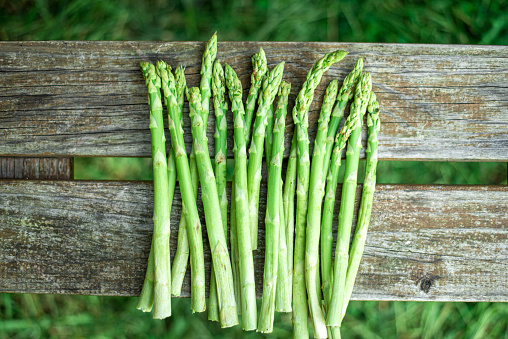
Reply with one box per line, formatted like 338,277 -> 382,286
283,133 -> 297,301
258,80 -> 288,333
224,64 -> 257,330
322,58 -> 364,179
275,177 -> 290,313
208,60 -> 229,322
171,34 -> 217,297
138,62 -> 172,319
305,79 -> 338,323
291,126 -> 308,339
229,171 -> 242,314
136,242 -> 154,312
321,130 -> 344,312
245,48 -> 268,145
200,32 -> 217,113
320,59 -> 363,313
226,50 -> 266,316
274,81 -> 292,313
294,50 -> 347,338
327,73 -> 372,328
157,61 -> 206,313
187,87 -> 238,328
265,104 -> 274,166
212,60 -> 228,253
169,66 -> 191,297
247,62 -> 285,251
339,91 -> 380,323
138,115 -> 178,312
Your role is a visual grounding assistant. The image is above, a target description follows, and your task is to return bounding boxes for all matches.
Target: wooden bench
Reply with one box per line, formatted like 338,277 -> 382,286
1,41 -> 507,303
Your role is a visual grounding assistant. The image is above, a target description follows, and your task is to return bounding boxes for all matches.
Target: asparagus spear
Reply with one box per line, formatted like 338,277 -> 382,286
321,130 -> 344,312
187,87 -> 238,328
227,50 -> 266,315
229,171 -> 242,314
258,80 -> 288,333
138,61 -> 172,319
265,104 -> 274,167
169,66 -> 191,297
199,34 -> 220,319
224,64 -> 257,330
137,137 -> 178,314
247,62 -> 285,251
339,91 -> 380,323
320,59 -> 362,313
171,34 -> 217,296
157,61 -> 206,313
291,126 -> 308,339
245,48 -> 268,145
305,78 -> 338,322
323,133 -> 345,339
327,73 -> 372,328
200,32 -> 217,113
136,242 -> 155,312
274,81 -> 292,313
322,58 -> 363,179
294,50 -> 347,338
283,133 -> 297,303
208,60 -> 229,322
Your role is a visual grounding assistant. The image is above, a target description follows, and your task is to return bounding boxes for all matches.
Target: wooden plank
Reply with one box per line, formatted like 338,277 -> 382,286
0,180 -> 506,302
0,157 -> 72,179
0,41 -> 507,160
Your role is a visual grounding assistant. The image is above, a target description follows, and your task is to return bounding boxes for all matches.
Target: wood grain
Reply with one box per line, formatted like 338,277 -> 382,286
0,180 -> 506,302
0,157 -> 72,179
1,41 -> 507,160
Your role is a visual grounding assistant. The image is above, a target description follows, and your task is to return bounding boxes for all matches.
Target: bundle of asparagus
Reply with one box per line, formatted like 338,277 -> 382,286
137,33 -> 381,338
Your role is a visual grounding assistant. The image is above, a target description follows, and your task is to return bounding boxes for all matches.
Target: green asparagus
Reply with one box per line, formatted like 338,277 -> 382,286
169,66 -> 191,297
305,78 -> 338,326
322,58 -> 363,179
339,91 -> 380,323
187,87 -> 238,328
136,242 -> 155,312
138,61 -> 172,319
225,64 -> 257,330
327,72 -> 372,328
321,130 -> 343,312
245,48 -> 268,145
295,50 -> 347,338
322,130 -> 345,339
137,140 -> 177,314
274,81 -> 292,313
171,34 -> 217,297
247,62 -> 285,251
208,60 -> 229,322
284,133 -> 297,303
265,104 -> 274,167
229,171 -> 242,314
258,80 -> 288,333
157,61 -> 206,313
200,32 -> 217,113
320,59 -> 363,314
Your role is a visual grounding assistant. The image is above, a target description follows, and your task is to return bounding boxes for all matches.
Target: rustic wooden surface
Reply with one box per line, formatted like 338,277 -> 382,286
1,41 -> 507,160
0,180 -> 506,302
0,157 -> 72,180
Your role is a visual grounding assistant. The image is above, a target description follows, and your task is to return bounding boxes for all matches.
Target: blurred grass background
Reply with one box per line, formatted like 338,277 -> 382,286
1,0 -> 507,338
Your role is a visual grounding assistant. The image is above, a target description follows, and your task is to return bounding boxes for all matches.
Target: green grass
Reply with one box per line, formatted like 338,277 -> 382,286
1,0 -> 507,44
1,0 -> 508,337
75,157 -> 507,186
1,295 -> 507,338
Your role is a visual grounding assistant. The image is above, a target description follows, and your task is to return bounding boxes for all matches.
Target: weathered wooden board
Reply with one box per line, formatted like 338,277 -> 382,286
0,180 -> 506,302
0,157 -> 72,180
1,42 -> 507,160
